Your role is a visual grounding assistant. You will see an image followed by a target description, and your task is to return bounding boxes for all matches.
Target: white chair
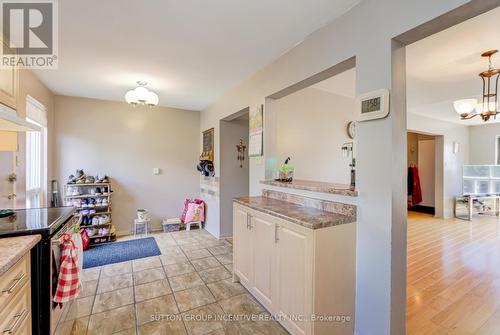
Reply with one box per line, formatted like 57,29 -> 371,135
134,218 -> 151,236
185,221 -> 202,231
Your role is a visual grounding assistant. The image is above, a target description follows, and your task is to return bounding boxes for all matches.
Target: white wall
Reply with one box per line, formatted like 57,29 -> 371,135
199,2 -> 474,332
469,123 -> 500,164
407,113 -> 469,218
272,87 -> 354,184
54,95 -> 200,234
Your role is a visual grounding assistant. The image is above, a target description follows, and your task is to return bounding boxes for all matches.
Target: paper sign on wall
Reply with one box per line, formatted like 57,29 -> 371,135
248,105 -> 263,157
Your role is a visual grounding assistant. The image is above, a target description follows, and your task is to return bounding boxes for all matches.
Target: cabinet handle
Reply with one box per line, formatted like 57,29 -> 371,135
1,273 -> 25,294
275,224 -> 280,243
246,214 -> 253,230
3,309 -> 26,334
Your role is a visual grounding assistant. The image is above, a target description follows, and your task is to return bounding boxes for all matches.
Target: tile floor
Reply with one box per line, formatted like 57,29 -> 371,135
55,228 -> 288,335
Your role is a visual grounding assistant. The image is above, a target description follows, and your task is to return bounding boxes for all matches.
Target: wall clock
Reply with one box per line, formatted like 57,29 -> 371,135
346,121 -> 356,139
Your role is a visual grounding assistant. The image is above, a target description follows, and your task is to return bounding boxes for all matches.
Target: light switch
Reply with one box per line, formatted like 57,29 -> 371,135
153,168 -> 161,175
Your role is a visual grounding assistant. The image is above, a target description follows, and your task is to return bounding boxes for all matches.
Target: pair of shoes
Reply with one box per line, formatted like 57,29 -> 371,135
71,199 -> 82,207
95,175 -> 109,183
68,187 -> 81,196
86,227 -> 97,237
98,227 -> 109,236
85,175 -> 95,184
91,187 -> 102,195
68,169 -> 86,184
98,215 -> 109,224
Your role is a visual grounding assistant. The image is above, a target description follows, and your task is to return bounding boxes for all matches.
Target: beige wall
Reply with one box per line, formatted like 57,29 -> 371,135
273,87 -> 355,184
53,96 -> 200,234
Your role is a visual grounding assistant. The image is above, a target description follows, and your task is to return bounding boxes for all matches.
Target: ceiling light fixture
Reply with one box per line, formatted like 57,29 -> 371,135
125,81 -> 159,107
454,50 -> 499,122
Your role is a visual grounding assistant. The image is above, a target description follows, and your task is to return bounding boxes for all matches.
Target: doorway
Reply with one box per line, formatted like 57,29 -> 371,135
395,2 -> 500,333
219,108 -> 250,238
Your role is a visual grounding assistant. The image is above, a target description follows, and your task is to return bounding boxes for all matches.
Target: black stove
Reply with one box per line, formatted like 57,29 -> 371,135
0,207 -> 75,238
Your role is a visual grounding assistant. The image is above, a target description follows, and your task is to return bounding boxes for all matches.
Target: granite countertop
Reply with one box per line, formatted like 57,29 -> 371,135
233,196 -> 355,229
0,235 -> 41,276
260,179 -> 358,197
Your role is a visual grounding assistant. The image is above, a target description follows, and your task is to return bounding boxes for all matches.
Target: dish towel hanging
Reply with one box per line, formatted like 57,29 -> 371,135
53,232 -> 80,306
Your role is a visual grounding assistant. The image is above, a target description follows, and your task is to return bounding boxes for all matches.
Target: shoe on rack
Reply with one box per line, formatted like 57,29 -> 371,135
85,175 -> 95,184
102,198 -> 109,206
86,228 -> 97,237
99,215 -> 109,224
92,216 -> 100,225
89,209 -> 96,215
95,198 -> 102,207
95,187 -> 101,195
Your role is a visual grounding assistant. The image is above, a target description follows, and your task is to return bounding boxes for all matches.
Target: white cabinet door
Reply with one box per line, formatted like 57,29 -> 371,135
0,36 -> 18,109
233,207 -> 253,287
251,215 -> 276,311
276,222 -> 311,335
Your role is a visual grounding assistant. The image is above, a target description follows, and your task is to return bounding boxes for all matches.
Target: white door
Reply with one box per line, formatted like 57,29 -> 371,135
0,152 -> 16,209
418,139 -> 435,207
276,223 -> 309,335
234,207 -> 252,287
251,215 -> 275,311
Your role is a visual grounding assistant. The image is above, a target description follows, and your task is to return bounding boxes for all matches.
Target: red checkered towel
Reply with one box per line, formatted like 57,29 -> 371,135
53,233 -> 80,305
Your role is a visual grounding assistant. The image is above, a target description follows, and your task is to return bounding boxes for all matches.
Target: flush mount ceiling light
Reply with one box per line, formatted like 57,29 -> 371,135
454,50 -> 499,122
125,81 -> 159,107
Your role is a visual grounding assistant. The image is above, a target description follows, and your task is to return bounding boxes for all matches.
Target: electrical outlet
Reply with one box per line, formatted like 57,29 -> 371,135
153,168 -> 161,175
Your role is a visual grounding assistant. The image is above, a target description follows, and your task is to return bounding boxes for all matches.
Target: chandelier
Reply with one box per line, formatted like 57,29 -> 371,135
125,81 -> 159,107
454,50 -> 499,122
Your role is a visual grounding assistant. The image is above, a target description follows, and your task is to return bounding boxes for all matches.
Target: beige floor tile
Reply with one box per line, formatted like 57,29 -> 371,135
97,272 -> 133,293
207,245 -> 232,256
132,256 -> 162,272
239,316 -> 289,335
101,261 -> 132,277
190,256 -> 221,271
138,318 -> 187,335
184,248 -> 212,260
92,286 -> 134,314
218,294 -> 265,316
88,304 -> 136,335
207,279 -> 246,301
135,279 -> 172,302
79,279 -> 97,298
224,264 -> 233,273
159,253 -> 188,266
168,272 -> 205,292
181,303 -> 225,335
82,267 -> 100,282
176,238 -> 199,246
164,262 -> 195,277
54,317 -> 89,335
198,266 -> 231,284
214,253 -> 233,265
65,296 -> 94,321
180,243 -> 207,252
160,246 -> 184,255
134,267 -> 166,285
174,286 -> 216,312
135,294 -> 179,325
113,327 -> 137,335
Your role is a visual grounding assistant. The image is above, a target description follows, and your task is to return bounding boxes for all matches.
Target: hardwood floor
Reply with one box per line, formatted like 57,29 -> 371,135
407,212 -> 500,334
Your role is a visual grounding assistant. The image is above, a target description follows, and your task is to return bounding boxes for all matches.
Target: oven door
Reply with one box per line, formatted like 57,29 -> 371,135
50,215 -> 81,334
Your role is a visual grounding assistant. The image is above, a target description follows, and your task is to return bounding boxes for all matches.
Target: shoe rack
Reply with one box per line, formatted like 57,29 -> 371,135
63,182 -> 116,245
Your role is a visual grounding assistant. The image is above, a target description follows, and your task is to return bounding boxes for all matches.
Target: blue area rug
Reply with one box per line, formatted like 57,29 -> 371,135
83,237 -> 161,269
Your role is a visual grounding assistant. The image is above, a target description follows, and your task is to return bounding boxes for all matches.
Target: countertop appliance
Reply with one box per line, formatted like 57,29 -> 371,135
0,206 -> 78,334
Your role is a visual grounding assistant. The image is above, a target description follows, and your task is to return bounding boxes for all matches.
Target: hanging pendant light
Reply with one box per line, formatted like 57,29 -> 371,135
125,81 -> 159,107
454,50 -> 499,122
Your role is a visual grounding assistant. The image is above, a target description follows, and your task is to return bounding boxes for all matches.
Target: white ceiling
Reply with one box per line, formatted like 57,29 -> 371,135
406,6 -> 500,126
34,0 -> 360,111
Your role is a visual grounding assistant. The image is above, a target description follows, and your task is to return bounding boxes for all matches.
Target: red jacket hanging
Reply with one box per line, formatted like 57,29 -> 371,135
53,233 -> 80,305
409,166 -> 422,206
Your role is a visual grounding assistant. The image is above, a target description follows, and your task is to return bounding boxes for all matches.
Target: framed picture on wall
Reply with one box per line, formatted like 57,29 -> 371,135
201,128 -> 214,161
249,105 -> 263,157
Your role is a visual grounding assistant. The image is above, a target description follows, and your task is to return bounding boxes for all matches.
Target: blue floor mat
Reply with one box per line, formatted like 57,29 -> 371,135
83,237 -> 160,268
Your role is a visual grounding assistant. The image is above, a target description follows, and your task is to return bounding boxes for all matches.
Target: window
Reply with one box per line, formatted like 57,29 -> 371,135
25,96 -> 47,208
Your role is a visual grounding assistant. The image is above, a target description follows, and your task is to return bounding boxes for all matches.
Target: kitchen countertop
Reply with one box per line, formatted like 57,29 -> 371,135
0,235 -> 40,276
260,179 -> 358,197
233,196 -> 356,229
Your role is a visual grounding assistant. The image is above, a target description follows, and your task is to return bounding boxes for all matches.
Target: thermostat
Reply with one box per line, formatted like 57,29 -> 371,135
356,88 -> 390,121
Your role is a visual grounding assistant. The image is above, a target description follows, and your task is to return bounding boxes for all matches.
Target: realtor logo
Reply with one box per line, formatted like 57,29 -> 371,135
1,0 -> 58,69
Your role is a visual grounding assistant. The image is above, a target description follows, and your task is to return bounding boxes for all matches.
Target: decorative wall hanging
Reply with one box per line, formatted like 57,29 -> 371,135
201,128 -> 214,161
236,139 -> 246,168
248,105 -> 263,157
